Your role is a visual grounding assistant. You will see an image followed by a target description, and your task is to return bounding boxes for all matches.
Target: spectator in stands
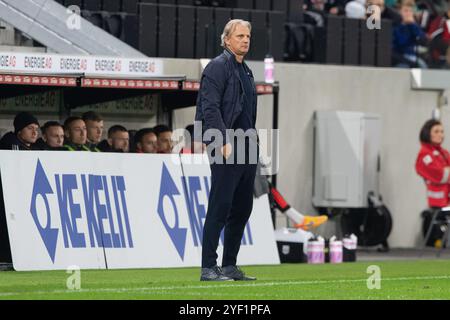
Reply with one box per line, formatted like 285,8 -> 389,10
423,1 -> 450,68
393,1 -> 429,68
97,125 -> 130,153
35,121 -> 65,150
134,128 -> 158,154
430,0 -> 448,15
367,0 -> 402,25
153,124 -> 173,154
325,0 -> 348,15
82,111 -> 104,150
304,0 -> 326,27
0,112 -> 39,150
63,116 -> 95,151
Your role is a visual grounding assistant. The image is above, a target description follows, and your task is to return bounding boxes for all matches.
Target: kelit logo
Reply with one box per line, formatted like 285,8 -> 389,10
30,160 -> 133,263
157,163 -> 254,262
157,163 -> 188,260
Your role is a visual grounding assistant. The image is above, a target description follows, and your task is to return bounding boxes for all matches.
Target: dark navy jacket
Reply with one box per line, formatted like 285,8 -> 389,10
393,23 -> 427,56
195,49 -> 257,145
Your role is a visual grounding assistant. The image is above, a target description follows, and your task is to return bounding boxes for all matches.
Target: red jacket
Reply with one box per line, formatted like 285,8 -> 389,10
415,143 -> 450,207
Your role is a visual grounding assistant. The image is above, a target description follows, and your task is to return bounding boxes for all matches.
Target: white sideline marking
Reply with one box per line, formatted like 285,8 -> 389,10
0,275 -> 450,297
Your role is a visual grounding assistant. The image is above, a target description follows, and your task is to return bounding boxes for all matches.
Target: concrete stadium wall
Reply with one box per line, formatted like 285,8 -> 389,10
165,58 -> 443,248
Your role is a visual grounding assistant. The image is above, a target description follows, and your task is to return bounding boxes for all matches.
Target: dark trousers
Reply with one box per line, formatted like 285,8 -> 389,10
201,161 -> 257,268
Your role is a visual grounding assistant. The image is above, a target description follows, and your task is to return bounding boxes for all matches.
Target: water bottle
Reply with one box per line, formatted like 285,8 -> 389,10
329,236 -> 343,264
264,54 -> 274,84
307,236 -> 325,264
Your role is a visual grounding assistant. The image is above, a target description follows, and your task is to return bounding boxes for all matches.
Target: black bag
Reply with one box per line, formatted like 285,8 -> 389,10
341,205 -> 392,247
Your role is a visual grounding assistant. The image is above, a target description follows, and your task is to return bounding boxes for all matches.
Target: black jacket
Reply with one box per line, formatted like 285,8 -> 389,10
97,139 -> 122,153
0,132 -> 36,150
34,138 -> 66,151
195,48 -> 257,145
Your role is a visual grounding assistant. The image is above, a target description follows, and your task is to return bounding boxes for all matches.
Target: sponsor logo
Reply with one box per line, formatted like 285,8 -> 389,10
157,163 -> 253,261
30,160 -> 133,263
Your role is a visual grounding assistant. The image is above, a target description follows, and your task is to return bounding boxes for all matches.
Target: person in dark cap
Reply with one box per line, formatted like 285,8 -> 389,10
0,112 -> 40,150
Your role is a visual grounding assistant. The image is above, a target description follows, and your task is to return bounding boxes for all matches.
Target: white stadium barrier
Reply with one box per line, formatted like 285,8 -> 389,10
0,151 -> 280,271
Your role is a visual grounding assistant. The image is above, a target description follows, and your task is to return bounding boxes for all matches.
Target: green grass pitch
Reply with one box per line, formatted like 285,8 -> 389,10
0,260 -> 450,299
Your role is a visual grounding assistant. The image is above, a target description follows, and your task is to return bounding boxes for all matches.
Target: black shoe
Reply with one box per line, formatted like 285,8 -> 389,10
222,265 -> 256,281
200,266 -> 234,281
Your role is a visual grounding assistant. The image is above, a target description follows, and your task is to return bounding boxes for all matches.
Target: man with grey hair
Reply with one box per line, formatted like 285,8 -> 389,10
195,19 -> 258,281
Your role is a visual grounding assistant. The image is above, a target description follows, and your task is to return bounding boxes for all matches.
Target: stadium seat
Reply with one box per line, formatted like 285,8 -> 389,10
177,5 -> 196,58
273,0 -> 289,14
138,3 -> 158,57
360,20 -> 376,66
268,11 -> 285,61
195,6 -> 215,58
288,0 -> 304,23
81,10 -> 104,28
254,0 -> 272,10
343,18 -> 359,66
102,0 -> 121,12
158,4 -> 177,58
62,0 -> 387,65
123,14 -> 140,49
225,0 -> 253,10
314,15 -> 344,64
376,19 -> 392,67
213,7 -> 232,56
177,0 -> 195,4
122,0 -> 139,13
83,0 -> 102,11
249,10 -> 269,60
232,8 -> 250,21
103,13 -> 125,38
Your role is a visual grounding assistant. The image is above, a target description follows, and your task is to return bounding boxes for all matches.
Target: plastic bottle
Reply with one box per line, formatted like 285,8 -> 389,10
264,54 -> 274,84
307,236 -> 325,264
329,236 -> 343,264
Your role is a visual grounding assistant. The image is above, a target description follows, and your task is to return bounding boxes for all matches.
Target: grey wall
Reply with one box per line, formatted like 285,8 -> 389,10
272,63 -> 442,248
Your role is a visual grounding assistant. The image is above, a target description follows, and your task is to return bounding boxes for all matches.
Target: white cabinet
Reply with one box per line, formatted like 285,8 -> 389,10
313,110 -> 381,208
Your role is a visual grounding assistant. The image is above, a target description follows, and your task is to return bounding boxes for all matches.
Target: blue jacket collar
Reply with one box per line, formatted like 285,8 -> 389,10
223,47 -> 252,74
223,47 -> 234,60
223,47 -> 245,64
